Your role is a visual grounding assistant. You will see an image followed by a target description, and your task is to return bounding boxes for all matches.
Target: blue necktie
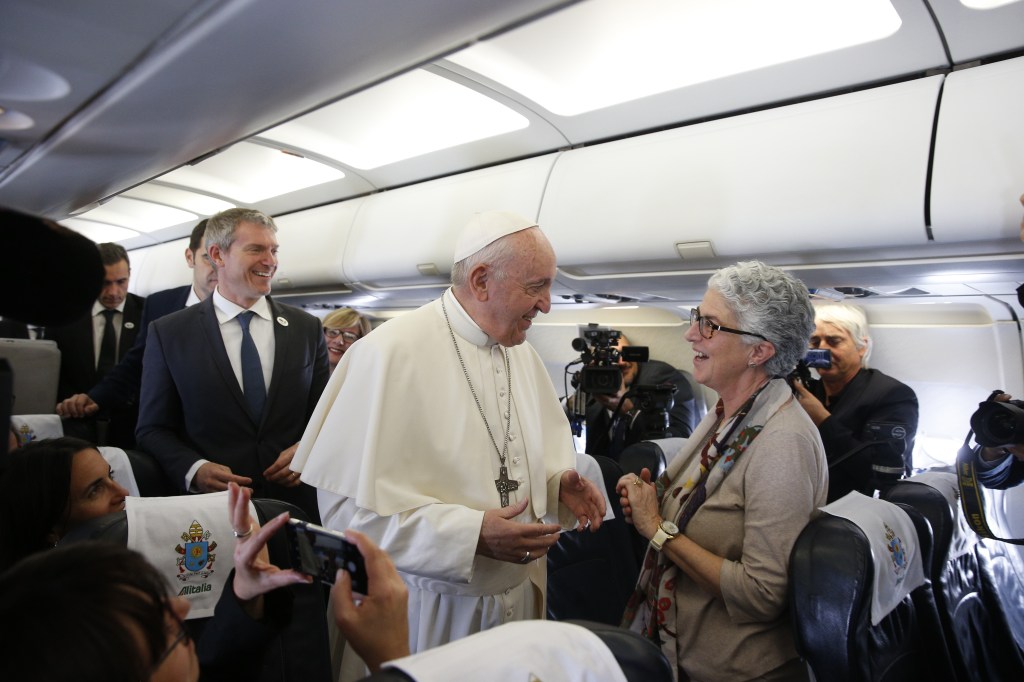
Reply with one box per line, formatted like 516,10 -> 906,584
237,311 -> 266,420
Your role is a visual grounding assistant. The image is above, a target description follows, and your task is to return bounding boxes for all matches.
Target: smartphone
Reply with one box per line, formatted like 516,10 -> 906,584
285,518 -> 368,593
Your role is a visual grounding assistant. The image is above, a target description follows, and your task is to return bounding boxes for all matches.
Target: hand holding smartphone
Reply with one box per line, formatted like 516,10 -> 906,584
285,518 -> 369,593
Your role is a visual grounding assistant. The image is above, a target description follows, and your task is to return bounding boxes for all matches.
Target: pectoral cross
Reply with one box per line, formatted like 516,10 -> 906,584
495,465 -> 519,507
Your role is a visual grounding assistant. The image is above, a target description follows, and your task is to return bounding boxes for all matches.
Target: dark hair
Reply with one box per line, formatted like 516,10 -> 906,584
0,543 -> 170,681
0,436 -> 94,570
189,218 -> 209,253
97,242 -> 130,268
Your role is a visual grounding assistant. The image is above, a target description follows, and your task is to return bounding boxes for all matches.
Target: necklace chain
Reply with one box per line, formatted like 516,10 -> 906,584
441,297 -> 512,466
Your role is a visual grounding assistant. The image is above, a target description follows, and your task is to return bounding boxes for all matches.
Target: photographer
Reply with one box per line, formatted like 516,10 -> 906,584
581,333 -> 696,459
793,303 -> 919,502
970,397 -> 1024,492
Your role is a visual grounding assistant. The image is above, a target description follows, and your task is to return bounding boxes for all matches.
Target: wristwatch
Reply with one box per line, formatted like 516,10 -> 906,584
650,519 -> 679,552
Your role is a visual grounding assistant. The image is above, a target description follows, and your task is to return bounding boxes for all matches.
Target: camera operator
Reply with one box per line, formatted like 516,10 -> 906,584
582,333 -> 696,459
793,303 -> 919,502
970,392 -> 1024,489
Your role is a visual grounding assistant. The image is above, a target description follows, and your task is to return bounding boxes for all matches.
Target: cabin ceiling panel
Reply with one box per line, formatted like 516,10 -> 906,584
0,0 -> 575,218
539,77 -> 942,269
930,57 -> 1024,243
440,0 -> 947,144
343,155 -> 558,287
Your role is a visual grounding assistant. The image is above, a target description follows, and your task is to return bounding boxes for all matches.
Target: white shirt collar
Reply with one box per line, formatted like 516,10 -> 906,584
185,286 -> 203,307
443,288 -> 495,348
92,299 -> 125,316
212,288 -> 271,323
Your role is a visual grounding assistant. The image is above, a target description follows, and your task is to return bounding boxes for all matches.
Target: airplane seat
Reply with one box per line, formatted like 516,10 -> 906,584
618,439 -> 669,480
0,338 -> 60,415
123,448 -> 177,497
885,474 -> 1024,681
547,455 -> 644,624
788,492 -> 955,682
60,496 -> 333,682
679,369 -> 706,430
361,619 -> 673,682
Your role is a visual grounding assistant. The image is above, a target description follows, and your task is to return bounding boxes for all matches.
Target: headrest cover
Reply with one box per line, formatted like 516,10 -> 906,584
126,491 -> 256,619
453,211 -> 538,263
821,491 -> 927,626
386,620 -> 628,682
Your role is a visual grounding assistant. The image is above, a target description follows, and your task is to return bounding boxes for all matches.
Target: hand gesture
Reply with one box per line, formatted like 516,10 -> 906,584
477,498 -> 562,564
195,462 -> 252,492
558,469 -> 605,532
264,443 -> 302,487
616,468 -> 659,540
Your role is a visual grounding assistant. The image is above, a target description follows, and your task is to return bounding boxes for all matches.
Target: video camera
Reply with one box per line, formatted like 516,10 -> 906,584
569,324 -> 649,395
788,348 -> 831,390
970,391 -> 1024,447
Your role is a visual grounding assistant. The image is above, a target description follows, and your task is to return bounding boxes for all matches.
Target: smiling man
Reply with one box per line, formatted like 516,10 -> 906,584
293,210 -> 605,676
136,209 -> 328,521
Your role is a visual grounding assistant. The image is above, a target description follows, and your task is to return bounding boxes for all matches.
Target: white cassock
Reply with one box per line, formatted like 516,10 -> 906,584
292,289 -> 578,677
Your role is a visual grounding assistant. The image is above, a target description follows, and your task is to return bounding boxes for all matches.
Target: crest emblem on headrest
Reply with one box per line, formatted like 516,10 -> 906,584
174,519 -> 217,581
884,521 -> 908,582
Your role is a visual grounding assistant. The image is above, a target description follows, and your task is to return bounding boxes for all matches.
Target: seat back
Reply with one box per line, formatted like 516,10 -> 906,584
547,455 -> 643,624
885,475 -> 1024,681
0,339 -> 59,415
789,495 -> 954,682
61,497 -> 332,682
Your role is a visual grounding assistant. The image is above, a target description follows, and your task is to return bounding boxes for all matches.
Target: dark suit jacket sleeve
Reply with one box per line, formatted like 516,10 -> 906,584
974,447 -> 1024,490
89,287 -> 185,410
816,370 -> 919,497
631,361 -> 697,439
135,318 -> 203,489
306,323 -> 330,421
195,570 -> 292,680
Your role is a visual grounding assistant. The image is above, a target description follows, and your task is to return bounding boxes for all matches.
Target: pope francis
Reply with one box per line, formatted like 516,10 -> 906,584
292,210 -> 606,678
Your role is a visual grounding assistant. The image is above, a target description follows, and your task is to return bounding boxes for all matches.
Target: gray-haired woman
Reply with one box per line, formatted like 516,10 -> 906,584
617,260 -> 827,682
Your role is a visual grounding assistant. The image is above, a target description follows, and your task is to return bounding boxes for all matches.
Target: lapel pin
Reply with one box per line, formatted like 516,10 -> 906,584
277,316 -> 289,327
124,322 -> 135,329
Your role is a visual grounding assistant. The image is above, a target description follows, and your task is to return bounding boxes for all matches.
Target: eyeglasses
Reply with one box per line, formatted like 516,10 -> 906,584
152,606 -> 190,671
689,307 -> 768,341
324,329 -> 360,344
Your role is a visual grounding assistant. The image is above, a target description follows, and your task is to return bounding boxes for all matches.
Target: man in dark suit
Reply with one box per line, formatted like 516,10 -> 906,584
794,303 -> 919,502
583,333 -> 697,460
45,243 -> 145,447
56,220 -> 216,425
136,209 -> 329,520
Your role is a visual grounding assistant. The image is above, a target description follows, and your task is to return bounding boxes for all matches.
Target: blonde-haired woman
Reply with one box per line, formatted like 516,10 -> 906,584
322,308 -> 371,373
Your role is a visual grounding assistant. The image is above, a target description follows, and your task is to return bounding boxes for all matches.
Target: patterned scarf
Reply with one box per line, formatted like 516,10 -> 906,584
621,378 -> 794,668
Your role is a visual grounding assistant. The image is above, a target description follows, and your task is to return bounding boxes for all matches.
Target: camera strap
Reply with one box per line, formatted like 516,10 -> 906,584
956,431 -> 1024,545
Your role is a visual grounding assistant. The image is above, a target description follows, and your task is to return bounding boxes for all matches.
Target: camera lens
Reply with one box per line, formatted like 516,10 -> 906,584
971,400 -> 1024,447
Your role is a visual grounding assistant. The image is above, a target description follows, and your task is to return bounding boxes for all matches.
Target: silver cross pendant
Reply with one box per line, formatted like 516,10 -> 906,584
494,465 -> 520,507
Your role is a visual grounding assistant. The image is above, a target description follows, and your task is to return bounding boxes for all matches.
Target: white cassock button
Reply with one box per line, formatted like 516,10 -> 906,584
505,609 -> 514,618
509,434 -> 516,442
512,457 -> 520,464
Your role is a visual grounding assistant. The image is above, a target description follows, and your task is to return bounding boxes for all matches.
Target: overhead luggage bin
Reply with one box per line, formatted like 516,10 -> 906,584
271,199 -> 365,292
540,76 -> 943,273
930,56 -> 1024,244
343,154 -> 558,290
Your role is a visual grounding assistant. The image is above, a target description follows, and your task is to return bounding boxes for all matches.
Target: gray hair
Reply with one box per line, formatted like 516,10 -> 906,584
450,228 -> 528,287
814,303 -> 872,366
707,260 -> 815,378
204,208 -> 277,252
